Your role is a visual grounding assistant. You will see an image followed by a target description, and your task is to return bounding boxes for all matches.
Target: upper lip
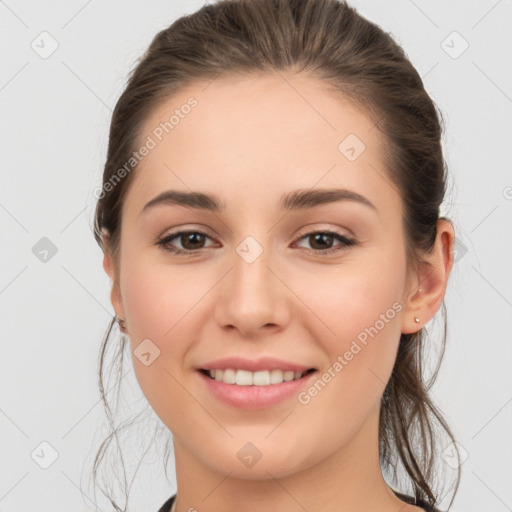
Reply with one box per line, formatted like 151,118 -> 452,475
197,356 -> 315,373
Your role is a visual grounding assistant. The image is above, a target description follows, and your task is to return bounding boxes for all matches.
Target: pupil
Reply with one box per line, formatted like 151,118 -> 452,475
311,233 -> 332,250
181,233 -> 334,251
184,233 -> 204,249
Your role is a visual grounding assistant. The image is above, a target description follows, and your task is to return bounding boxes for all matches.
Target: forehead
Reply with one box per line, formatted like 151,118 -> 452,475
123,72 -> 397,219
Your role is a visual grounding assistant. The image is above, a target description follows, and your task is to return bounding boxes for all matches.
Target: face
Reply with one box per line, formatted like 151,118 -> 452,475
104,72 -> 421,480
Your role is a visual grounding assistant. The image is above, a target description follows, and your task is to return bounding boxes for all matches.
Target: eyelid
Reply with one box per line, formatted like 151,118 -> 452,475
294,223 -> 353,239
155,224 -> 216,242
157,223 -> 352,242
154,226 -> 219,255
155,224 -> 358,258
291,229 -> 357,253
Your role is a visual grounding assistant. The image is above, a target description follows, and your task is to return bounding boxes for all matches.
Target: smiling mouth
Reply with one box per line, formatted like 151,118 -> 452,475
198,368 -> 317,386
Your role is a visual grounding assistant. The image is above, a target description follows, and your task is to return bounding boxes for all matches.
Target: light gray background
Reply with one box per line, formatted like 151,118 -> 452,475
1,1 -> 511,511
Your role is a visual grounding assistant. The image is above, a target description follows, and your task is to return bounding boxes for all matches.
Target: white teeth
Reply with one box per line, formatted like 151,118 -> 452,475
206,368 -> 308,385
222,368 -> 236,384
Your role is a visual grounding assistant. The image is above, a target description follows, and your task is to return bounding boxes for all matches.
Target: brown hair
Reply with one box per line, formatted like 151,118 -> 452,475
91,0 -> 461,509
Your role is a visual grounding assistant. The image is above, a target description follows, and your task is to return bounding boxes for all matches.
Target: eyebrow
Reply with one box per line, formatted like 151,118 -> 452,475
140,187 -> 377,216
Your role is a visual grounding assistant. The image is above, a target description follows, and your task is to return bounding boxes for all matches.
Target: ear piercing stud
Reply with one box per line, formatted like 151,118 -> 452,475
116,316 -> 127,331
116,313 -> 421,330
414,288 -> 422,324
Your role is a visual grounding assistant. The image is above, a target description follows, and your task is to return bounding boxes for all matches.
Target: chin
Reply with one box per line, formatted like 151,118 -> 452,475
195,438 -> 312,481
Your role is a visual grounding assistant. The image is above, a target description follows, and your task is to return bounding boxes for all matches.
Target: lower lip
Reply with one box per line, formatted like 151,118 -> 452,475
197,370 -> 317,409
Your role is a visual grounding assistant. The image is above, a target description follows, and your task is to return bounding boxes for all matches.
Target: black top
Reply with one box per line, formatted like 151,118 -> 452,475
157,491 -> 443,511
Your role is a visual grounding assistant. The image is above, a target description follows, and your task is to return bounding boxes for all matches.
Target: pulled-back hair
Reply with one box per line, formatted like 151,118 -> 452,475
92,0 -> 461,509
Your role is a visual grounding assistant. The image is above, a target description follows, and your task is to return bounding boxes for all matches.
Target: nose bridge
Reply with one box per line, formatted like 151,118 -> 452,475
214,232 -> 287,335
231,233 -> 275,300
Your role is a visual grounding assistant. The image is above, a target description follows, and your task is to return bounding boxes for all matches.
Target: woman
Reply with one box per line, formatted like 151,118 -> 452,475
93,0 -> 462,510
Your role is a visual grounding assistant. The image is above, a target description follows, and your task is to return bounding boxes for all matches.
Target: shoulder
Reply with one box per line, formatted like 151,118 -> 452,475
394,491 -> 445,512
157,494 -> 176,512
158,492 -> 445,512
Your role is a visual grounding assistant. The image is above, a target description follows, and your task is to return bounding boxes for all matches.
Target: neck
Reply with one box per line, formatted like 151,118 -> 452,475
169,408 -> 417,512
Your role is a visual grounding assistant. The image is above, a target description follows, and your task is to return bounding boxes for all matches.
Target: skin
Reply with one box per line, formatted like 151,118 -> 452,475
102,71 -> 454,512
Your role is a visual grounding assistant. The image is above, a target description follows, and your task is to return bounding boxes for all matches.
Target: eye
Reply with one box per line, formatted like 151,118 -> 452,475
155,229 -> 358,257
156,230 -> 216,256
292,230 -> 358,255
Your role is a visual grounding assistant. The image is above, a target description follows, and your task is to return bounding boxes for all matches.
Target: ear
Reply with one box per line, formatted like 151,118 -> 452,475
102,233 -> 127,332
401,219 -> 455,334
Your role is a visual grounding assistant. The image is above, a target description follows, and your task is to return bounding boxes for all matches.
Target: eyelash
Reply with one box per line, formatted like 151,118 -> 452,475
155,229 -> 358,257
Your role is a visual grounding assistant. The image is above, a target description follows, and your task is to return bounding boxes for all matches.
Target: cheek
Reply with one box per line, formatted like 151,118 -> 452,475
120,248 -> 199,340
119,233 -> 406,434
293,252 -> 406,397
118,251 -> 200,406
299,256 -> 405,343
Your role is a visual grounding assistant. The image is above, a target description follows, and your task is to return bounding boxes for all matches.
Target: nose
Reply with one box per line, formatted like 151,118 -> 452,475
213,243 -> 290,339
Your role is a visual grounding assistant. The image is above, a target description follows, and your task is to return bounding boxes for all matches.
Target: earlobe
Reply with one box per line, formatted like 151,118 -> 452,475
109,282 -> 124,316
108,273 -> 127,331
103,251 -> 113,278
102,232 -> 114,278
101,237 -> 127,327
401,219 -> 455,334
